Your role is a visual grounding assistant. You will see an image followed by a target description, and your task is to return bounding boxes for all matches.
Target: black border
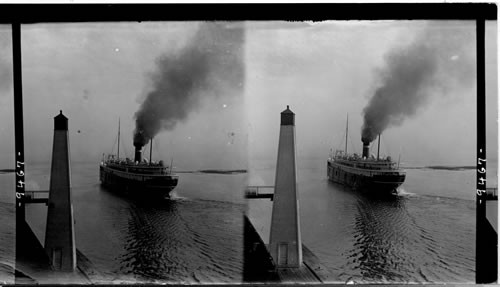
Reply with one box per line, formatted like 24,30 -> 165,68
10,2 -> 497,285
0,3 -> 496,23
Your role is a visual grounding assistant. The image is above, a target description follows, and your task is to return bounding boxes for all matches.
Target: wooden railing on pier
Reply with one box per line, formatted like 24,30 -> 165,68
245,186 -> 274,200
485,187 -> 497,200
22,190 -> 49,205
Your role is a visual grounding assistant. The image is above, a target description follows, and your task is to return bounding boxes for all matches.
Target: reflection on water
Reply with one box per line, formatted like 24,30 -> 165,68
88,182 -> 244,283
0,200 -> 15,284
22,163 -> 244,284
348,195 -> 415,282
119,200 -> 180,280
248,159 -> 476,283
339,186 -> 475,283
106,195 -> 243,283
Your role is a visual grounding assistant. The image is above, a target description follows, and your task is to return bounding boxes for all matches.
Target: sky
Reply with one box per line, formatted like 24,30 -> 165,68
1,22 -> 247,170
245,20 -> 497,167
0,20 -> 497,172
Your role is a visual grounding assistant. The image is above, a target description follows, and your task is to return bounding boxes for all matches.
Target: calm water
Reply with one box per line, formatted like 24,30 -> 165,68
0,171 -> 15,284
1,162 -> 245,284
247,158 -> 482,284
0,158 -> 495,283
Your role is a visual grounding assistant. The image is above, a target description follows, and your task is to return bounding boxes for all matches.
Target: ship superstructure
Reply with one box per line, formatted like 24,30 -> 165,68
327,116 -> 405,194
99,120 -> 178,198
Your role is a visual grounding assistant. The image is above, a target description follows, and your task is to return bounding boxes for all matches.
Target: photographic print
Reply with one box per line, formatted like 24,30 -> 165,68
6,21 -> 247,284
0,3 -> 497,285
244,19 -> 497,284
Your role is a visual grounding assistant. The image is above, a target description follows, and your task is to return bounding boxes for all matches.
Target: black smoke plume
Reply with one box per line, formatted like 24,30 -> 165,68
361,23 -> 474,144
134,22 -> 244,148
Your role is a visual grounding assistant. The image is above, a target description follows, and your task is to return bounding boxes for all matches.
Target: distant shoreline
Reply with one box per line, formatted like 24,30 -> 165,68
0,166 -> 248,175
176,169 -> 247,174
405,165 -> 476,171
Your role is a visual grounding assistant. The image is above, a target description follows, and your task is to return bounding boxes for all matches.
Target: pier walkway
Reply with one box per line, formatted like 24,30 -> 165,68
244,215 -> 332,283
16,221 -> 97,284
277,244 -> 331,283
244,106 -> 332,283
15,112 -> 108,284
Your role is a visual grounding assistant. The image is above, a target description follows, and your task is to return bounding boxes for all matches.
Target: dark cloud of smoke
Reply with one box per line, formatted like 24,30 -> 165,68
361,23 -> 475,144
134,22 -> 244,148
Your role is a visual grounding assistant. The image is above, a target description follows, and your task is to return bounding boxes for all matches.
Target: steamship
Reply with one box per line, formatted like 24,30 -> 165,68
99,121 -> 178,198
327,117 -> 406,194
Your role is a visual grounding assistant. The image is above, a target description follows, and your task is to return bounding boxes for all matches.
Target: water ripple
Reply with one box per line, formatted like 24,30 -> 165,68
342,192 -> 475,283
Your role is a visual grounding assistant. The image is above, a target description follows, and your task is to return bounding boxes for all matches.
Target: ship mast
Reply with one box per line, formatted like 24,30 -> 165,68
345,114 -> 348,154
117,118 -> 120,159
149,137 -> 153,164
377,133 -> 381,161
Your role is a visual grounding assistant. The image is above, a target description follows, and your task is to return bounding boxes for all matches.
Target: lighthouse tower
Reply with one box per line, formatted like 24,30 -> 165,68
269,105 -> 302,268
44,111 -> 76,271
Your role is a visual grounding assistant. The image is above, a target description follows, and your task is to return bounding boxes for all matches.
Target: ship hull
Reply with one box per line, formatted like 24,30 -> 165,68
99,165 -> 178,199
327,161 -> 405,194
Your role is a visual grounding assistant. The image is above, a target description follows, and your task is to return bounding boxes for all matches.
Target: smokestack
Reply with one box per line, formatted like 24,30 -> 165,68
134,144 -> 142,163
362,142 -> 370,159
